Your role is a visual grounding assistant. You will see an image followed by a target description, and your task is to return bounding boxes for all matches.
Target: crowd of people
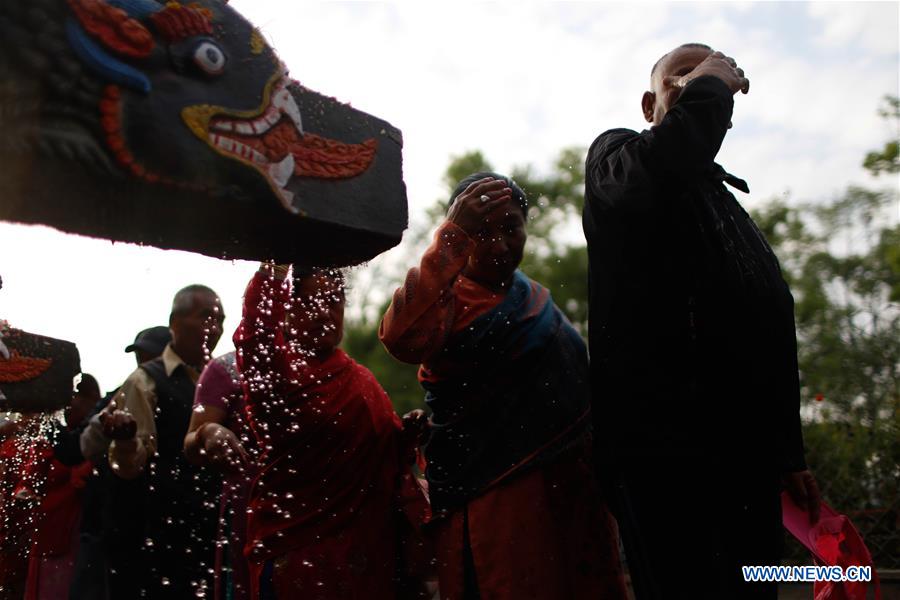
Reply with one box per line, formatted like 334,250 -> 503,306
0,45 -> 822,600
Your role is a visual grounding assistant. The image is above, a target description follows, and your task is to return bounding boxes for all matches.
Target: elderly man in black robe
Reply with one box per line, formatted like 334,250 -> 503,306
582,44 -> 821,599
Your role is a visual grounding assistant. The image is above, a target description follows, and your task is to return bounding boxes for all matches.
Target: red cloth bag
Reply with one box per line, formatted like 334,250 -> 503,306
781,492 -> 881,600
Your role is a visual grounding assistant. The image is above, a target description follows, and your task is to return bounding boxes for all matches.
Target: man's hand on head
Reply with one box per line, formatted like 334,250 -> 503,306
664,51 -> 750,96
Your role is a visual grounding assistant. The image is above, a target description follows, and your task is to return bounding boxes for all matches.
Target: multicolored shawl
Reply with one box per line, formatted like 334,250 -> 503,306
422,271 -> 592,514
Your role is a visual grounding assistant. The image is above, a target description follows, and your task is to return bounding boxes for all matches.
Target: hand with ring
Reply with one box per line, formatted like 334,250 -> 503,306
447,177 -> 513,237
663,50 -> 750,96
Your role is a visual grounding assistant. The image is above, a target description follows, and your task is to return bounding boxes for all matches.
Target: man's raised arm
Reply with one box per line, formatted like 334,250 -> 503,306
587,51 -> 750,207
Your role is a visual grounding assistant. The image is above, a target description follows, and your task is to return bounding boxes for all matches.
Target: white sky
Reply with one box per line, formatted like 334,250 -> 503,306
1,1 -> 898,393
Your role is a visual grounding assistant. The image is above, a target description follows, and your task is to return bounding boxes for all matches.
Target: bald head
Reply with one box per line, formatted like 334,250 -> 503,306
642,43 -> 714,126
650,43 -> 712,79
169,284 -> 223,367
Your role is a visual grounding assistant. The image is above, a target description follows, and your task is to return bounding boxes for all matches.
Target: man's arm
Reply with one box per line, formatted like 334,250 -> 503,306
108,369 -> 157,479
79,413 -> 110,463
777,296 -> 821,524
586,76 -> 735,211
592,50 -> 750,196
779,315 -> 807,474
634,75 -> 735,178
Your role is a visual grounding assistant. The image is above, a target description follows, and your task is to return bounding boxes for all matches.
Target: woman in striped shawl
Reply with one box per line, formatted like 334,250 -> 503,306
380,172 -> 627,600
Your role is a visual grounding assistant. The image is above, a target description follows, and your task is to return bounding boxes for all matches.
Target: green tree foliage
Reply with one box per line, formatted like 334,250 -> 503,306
752,101 -> 899,565
862,96 -> 899,176
341,300 -> 423,415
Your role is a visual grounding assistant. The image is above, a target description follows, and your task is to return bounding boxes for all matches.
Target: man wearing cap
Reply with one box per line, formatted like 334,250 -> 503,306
582,45 -> 820,598
108,286 -> 223,478
104,284 -> 225,598
77,326 -> 172,462
124,325 -> 172,366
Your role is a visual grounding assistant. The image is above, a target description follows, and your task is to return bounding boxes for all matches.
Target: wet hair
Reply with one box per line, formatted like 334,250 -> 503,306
651,43 -> 712,77
170,284 -> 218,319
447,171 -> 528,217
290,266 -> 345,300
75,373 -> 100,399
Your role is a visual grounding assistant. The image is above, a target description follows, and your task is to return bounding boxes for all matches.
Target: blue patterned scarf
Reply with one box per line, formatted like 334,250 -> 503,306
422,271 -> 592,514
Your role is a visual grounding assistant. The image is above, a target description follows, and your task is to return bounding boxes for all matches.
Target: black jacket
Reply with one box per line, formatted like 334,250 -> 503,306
583,75 -> 806,473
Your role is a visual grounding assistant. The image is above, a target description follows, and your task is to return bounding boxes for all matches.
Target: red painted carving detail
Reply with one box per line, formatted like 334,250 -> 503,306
149,3 -> 213,42
0,352 -> 52,383
100,85 -> 169,187
291,133 -> 378,179
66,0 -> 155,58
219,119 -> 378,180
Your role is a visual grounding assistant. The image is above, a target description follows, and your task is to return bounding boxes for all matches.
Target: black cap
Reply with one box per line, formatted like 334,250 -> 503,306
124,326 -> 171,355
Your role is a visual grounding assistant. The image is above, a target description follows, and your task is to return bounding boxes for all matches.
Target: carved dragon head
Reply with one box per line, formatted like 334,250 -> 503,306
0,0 -> 407,265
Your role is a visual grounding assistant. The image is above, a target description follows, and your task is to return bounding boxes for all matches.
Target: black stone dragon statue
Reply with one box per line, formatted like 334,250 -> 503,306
0,319 -> 80,413
0,276 -> 81,413
0,0 -> 407,266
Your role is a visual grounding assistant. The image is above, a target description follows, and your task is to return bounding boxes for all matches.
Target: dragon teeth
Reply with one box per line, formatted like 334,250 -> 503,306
209,134 -> 267,164
273,86 -> 303,134
251,119 -> 267,135
276,187 -> 297,213
208,77 -> 302,142
235,122 -> 255,135
268,153 -> 294,188
204,77 -> 303,207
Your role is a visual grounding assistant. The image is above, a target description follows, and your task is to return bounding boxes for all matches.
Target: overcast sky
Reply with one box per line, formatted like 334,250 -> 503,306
1,1 -> 898,393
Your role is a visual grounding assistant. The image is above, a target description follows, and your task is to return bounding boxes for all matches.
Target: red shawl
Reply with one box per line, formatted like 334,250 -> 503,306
0,434 -> 32,586
0,431 -> 89,596
235,272 -> 405,598
29,456 -> 91,557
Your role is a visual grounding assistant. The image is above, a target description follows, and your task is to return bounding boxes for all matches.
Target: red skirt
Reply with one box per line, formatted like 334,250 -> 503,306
431,454 -> 628,600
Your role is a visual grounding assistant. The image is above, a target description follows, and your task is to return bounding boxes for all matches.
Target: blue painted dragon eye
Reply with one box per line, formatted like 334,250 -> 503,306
193,41 -> 226,75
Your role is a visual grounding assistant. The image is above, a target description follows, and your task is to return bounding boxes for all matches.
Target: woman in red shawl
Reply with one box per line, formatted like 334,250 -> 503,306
380,173 -> 628,600
0,415 -> 41,598
23,445 -> 92,600
234,263 -> 429,599
0,375 -> 97,600
23,377 -> 97,600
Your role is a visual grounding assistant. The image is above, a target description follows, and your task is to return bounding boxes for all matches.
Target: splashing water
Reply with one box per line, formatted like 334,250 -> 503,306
0,410 -> 66,565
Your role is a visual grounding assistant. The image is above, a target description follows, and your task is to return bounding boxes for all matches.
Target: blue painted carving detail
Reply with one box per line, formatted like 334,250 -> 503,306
108,0 -> 164,20
65,18 -> 152,94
